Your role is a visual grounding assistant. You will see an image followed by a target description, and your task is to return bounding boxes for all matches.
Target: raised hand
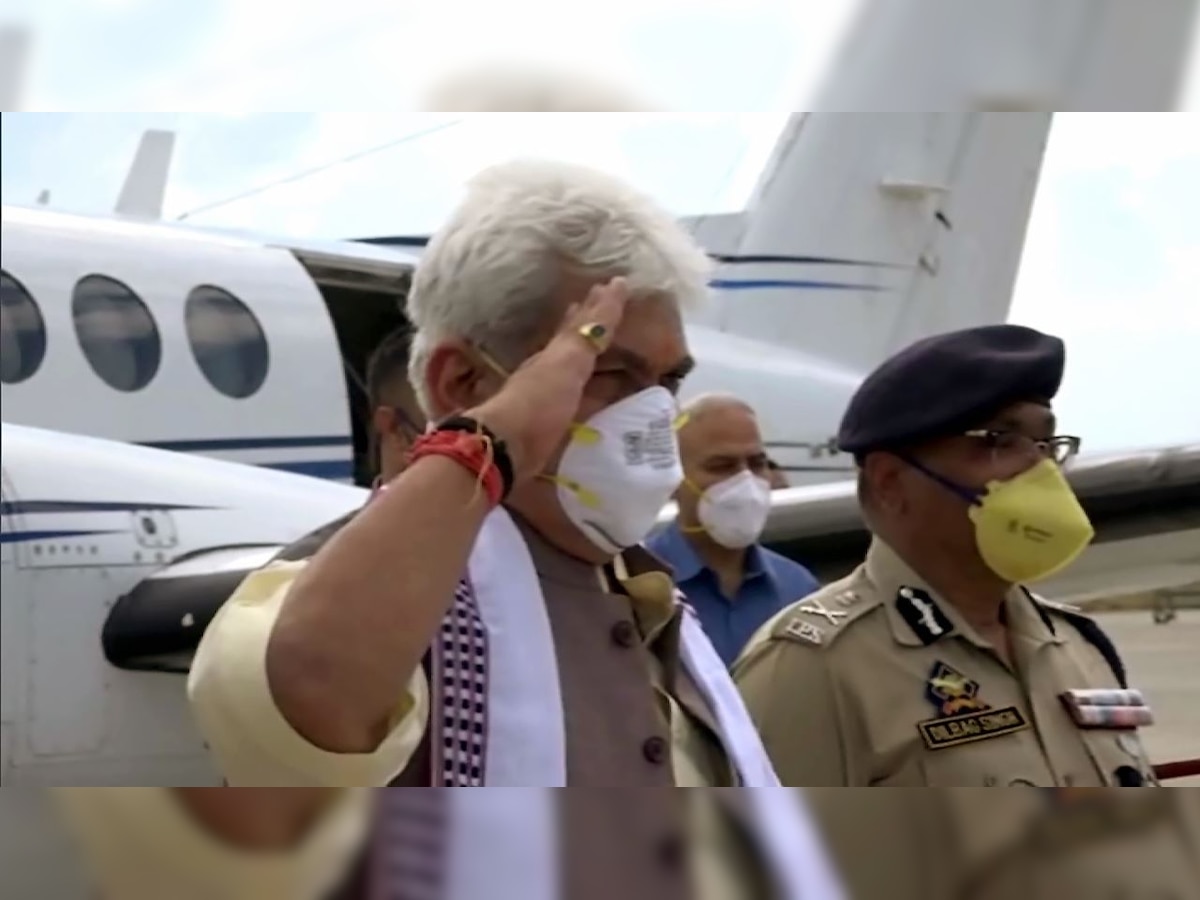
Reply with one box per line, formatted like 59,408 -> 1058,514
469,278 -> 628,481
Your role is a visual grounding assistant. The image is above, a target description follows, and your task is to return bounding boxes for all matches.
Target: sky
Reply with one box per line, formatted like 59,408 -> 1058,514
2,0 -> 1199,455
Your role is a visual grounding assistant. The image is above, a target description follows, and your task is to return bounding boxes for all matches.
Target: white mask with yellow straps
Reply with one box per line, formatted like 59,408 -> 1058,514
544,386 -> 685,554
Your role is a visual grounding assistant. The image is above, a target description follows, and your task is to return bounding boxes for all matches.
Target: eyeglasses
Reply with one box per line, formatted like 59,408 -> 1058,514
962,430 -> 1082,466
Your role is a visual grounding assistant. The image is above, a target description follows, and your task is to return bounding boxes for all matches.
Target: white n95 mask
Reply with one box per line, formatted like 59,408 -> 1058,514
546,386 -> 684,555
695,470 -> 772,549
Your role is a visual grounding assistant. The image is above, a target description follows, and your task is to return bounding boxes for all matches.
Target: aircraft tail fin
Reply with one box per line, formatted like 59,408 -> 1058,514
708,112 -> 1053,375
0,26 -> 30,111
707,0 -> 1198,375
114,129 -> 176,219
806,0 -> 1198,113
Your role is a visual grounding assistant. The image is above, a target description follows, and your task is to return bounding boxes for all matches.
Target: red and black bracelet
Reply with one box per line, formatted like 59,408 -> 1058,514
406,416 -> 514,506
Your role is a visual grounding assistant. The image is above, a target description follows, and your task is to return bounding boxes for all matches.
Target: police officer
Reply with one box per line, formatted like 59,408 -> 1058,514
735,324 -> 1159,787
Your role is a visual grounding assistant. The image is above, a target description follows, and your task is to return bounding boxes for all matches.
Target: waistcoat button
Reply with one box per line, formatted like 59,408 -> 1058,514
611,620 -> 638,648
642,736 -> 669,765
655,832 -> 687,869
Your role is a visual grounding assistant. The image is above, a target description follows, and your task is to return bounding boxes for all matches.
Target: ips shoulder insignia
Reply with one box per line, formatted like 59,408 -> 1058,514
770,573 -> 880,650
895,586 -> 955,645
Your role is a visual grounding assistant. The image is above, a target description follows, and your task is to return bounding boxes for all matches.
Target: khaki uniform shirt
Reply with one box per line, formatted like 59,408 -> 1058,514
734,539 -> 1157,787
960,789 -> 1200,900
188,513 -> 769,900
803,789 -> 1200,900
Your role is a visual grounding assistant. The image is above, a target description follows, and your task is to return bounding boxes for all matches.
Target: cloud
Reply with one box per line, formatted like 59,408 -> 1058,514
159,113 -> 797,239
11,0 -> 822,112
1008,113 -> 1199,451
1041,113 -> 1200,179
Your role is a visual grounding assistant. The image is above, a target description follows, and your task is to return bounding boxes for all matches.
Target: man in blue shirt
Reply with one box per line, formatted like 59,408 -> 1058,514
648,393 -> 820,666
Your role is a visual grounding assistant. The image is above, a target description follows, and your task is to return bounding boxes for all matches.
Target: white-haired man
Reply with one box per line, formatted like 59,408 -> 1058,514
184,160 -> 844,900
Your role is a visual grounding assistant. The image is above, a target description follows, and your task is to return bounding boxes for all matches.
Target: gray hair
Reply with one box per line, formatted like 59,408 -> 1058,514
407,158 -> 712,412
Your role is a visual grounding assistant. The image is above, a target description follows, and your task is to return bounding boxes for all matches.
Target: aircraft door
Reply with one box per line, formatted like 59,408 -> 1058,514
0,467 -> 26,761
0,467 -> 112,760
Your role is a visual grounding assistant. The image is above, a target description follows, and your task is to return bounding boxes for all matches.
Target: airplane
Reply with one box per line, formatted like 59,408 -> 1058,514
1,0 -> 1199,808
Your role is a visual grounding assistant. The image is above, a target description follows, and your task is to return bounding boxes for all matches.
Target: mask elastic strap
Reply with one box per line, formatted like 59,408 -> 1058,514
540,473 -> 603,509
474,346 -> 511,380
899,454 -> 985,507
677,476 -> 708,534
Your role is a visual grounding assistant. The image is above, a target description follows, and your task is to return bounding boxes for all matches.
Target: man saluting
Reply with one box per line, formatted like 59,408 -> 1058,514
186,160 -> 842,900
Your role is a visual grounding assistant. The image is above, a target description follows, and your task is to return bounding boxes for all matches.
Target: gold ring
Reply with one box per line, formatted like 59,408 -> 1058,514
578,322 -> 607,353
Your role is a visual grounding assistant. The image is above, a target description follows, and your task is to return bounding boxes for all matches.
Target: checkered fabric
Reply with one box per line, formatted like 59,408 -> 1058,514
368,789 -> 451,900
366,579 -> 490,899
430,578 -> 491,786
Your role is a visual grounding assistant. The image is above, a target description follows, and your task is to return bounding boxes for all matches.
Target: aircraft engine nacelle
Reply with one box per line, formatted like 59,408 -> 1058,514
0,422 -> 365,785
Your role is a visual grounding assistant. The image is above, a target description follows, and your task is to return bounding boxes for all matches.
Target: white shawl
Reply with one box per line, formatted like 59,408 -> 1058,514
421,507 -> 844,900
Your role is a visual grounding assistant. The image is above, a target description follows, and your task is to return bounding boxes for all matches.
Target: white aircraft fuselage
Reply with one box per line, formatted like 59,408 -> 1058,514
0,203 -> 868,487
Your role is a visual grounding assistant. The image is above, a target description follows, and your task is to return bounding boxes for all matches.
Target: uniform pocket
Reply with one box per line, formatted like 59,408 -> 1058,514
1077,728 -> 1157,786
915,721 -> 1055,787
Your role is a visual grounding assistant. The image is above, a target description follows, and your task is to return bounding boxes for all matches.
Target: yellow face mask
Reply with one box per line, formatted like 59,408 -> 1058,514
967,459 -> 1095,584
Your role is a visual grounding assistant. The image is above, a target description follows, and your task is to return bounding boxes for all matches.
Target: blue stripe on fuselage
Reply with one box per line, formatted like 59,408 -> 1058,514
139,435 -> 351,453
710,278 -> 886,292
0,529 -> 122,544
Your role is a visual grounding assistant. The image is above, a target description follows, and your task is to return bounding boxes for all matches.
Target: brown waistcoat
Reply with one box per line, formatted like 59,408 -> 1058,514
273,511 -> 775,900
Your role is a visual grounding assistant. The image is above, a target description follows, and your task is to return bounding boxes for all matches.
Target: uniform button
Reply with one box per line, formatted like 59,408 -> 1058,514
611,620 -> 637,648
655,832 -> 687,869
642,736 -> 669,765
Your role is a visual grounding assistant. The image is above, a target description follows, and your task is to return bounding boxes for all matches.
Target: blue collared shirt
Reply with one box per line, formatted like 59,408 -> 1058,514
646,522 -> 821,667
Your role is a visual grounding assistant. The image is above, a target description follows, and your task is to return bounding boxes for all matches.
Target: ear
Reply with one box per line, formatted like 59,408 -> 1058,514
863,452 -> 906,516
371,406 -> 394,441
423,339 -> 499,415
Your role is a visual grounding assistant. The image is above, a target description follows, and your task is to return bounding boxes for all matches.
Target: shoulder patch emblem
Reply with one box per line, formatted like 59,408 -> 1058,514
895,586 -> 954,645
924,661 -> 990,717
783,618 -> 824,646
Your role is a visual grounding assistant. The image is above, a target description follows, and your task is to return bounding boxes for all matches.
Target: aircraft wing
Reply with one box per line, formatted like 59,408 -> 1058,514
106,443 -> 1199,675
753,443 -> 1200,604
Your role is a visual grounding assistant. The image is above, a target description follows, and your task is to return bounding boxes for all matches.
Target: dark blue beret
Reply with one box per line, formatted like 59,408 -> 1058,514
837,324 -> 1065,455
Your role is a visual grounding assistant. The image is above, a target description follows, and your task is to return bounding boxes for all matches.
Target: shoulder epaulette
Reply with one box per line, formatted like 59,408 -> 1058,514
768,570 -> 881,650
1028,592 -> 1084,616
1024,589 -> 1128,688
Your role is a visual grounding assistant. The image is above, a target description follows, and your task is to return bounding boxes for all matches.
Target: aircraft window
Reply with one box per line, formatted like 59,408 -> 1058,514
184,285 -> 269,399
72,274 -> 161,392
0,270 -> 47,384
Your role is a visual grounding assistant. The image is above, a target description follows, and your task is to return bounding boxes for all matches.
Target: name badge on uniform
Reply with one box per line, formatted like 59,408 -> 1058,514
916,661 -> 1031,750
1059,689 -> 1155,729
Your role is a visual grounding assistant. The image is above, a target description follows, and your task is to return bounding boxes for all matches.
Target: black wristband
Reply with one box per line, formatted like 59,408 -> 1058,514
433,415 -> 515,500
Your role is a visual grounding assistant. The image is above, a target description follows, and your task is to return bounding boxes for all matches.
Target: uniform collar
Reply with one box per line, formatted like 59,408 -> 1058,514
866,539 -> 1060,649
656,521 -> 767,584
